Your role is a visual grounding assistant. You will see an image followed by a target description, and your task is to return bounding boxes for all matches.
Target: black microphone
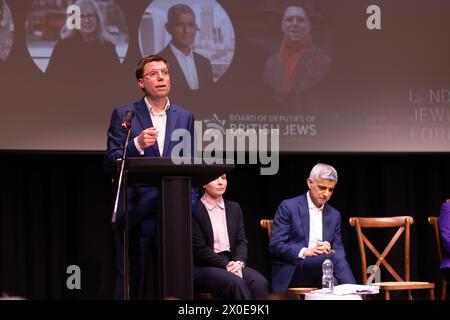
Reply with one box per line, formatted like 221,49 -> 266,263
121,110 -> 135,129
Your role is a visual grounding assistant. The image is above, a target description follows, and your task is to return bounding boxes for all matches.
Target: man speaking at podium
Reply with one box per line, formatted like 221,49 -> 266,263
104,55 -> 196,299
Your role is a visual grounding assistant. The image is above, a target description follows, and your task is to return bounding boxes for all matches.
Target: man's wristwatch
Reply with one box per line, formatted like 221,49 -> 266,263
236,261 -> 245,269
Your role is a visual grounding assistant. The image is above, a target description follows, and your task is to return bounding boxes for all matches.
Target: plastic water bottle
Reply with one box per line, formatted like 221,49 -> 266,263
322,258 -> 334,293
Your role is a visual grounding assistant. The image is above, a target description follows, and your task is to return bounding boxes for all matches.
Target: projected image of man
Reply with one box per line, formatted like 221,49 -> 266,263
104,55 -> 197,299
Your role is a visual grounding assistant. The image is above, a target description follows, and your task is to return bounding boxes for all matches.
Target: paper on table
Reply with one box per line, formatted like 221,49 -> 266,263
313,284 -> 379,295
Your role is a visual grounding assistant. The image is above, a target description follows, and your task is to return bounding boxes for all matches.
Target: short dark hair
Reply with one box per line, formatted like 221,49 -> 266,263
167,3 -> 195,26
135,55 -> 169,80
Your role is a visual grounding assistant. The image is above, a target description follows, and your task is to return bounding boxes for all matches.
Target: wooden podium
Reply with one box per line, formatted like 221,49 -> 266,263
125,157 -> 234,299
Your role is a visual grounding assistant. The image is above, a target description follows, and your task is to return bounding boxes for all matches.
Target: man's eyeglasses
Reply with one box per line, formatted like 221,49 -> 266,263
143,68 -> 170,79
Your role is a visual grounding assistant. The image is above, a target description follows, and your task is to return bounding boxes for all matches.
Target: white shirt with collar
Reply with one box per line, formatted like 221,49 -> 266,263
298,191 -> 324,259
169,43 -> 199,90
134,97 -> 170,156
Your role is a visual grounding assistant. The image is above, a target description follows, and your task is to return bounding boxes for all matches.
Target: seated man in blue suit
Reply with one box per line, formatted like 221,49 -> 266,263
104,55 -> 197,299
269,163 -> 355,293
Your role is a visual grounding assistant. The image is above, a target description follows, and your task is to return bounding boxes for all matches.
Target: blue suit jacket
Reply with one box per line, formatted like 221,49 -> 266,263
268,193 -> 346,293
104,97 -> 195,229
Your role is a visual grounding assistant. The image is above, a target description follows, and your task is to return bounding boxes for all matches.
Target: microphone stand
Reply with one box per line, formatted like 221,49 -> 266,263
112,121 -> 133,300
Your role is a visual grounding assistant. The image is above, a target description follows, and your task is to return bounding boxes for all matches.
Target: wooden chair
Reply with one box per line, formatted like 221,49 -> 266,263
260,219 -> 317,299
428,216 -> 447,300
349,216 -> 435,300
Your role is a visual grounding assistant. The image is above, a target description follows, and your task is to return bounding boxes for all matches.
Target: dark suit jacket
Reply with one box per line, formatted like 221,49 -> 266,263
157,44 -> 213,105
193,199 -> 248,268
104,97 -> 195,229
269,193 -> 346,293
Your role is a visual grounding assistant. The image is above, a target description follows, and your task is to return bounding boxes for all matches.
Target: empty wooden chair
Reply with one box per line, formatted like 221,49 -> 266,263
349,216 -> 435,300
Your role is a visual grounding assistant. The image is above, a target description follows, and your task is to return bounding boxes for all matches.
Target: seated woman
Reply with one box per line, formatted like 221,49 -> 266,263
192,174 -> 269,299
440,200 -> 450,296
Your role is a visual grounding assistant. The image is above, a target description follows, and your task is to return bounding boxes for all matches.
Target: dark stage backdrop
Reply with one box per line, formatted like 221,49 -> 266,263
0,152 -> 449,299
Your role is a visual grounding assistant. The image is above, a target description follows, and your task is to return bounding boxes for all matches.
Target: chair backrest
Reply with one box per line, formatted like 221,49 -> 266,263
260,219 -> 273,239
349,216 -> 413,285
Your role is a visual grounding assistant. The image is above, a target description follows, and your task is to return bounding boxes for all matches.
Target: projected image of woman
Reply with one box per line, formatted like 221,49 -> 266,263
264,2 -> 330,104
